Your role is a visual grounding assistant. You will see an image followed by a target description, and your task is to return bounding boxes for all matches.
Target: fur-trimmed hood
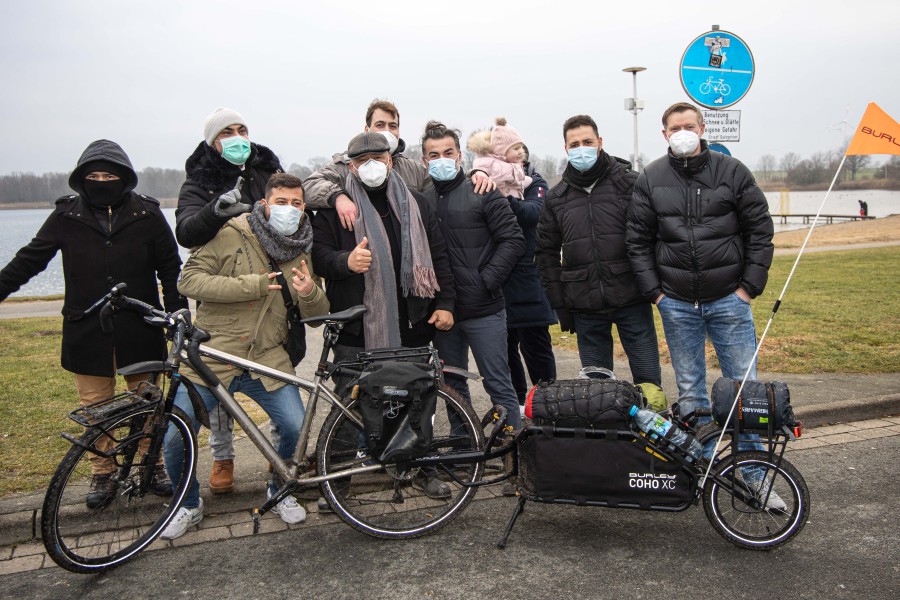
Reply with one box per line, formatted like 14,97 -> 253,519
466,130 -> 493,157
184,141 -> 282,191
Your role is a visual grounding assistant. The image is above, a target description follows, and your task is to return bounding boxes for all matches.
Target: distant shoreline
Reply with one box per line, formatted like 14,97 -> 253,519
0,198 -> 178,210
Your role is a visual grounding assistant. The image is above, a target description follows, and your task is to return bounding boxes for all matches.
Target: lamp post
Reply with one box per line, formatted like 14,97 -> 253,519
623,66 -> 646,171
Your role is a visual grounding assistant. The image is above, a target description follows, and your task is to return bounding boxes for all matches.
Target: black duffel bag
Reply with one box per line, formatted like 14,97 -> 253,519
356,359 -> 437,462
524,379 -> 643,428
711,378 -> 796,432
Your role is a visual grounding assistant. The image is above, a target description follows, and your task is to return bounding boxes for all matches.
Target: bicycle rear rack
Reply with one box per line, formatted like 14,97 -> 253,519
68,383 -> 162,427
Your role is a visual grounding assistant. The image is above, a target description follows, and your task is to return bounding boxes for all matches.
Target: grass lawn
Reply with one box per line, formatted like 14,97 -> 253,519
0,320 -> 269,497
1,246 -> 897,496
553,246 -> 900,373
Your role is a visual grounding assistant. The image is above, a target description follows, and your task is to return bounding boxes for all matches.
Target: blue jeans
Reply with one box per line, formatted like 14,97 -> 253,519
164,373 -> 305,509
573,303 -> 661,386
656,292 -> 764,465
434,310 -> 521,429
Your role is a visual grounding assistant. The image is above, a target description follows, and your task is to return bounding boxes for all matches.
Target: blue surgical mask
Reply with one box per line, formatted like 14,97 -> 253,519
428,158 -> 459,182
268,204 -> 303,236
567,146 -> 598,172
221,135 -> 251,165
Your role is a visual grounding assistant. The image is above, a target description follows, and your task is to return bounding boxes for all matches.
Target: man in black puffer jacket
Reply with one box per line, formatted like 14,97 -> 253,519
420,121 -> 525,429
174,107 -> 283,494
536,115 -> 661,392
626,102 -> 774,429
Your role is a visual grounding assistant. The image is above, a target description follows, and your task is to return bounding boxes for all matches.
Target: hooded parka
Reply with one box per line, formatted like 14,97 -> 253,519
0,140 -> 187,376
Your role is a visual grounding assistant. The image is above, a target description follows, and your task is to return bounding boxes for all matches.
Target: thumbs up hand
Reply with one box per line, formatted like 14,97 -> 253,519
347,237 -> 372,273
214,176 -> 252,218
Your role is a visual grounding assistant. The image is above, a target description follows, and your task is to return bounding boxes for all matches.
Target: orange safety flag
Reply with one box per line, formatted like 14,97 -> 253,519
845,103 -> 900,155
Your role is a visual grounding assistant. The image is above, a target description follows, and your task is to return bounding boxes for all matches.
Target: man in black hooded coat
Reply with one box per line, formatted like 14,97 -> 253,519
0,139 -> 186,507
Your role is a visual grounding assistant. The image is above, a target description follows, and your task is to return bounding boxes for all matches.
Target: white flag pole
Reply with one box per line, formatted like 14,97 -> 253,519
700,154 -> 848,487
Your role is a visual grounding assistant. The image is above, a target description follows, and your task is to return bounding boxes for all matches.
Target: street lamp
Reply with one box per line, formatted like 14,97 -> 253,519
623,66 -> 646,171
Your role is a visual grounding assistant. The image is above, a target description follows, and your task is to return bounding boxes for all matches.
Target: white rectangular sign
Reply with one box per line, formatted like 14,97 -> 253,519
702,110 -> 741,142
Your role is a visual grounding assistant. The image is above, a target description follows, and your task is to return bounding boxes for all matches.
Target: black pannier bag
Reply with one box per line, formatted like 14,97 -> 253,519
355,351 -> 438,463
517,429 -> 694,508
524,378 -> 643,428
711,378 -> 796,432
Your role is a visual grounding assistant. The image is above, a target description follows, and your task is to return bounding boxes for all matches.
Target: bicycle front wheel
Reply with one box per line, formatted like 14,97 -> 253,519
41,406 -> 196,573
316,385 -> 485,539
703,451 -> 809,550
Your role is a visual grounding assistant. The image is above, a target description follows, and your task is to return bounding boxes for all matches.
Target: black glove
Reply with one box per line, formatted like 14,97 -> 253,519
556,308 -> 575,334
213,177 -> 252,218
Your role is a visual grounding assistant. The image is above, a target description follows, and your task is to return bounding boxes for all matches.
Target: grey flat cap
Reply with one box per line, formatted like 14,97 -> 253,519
347,132 -> 391,159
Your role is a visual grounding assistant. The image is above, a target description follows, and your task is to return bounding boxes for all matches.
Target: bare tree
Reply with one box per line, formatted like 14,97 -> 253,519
757,154 -> 777,182
780,152 -> 801,180
287,163 -> 312,180
839,137 -> 871,181
307,156 -> 331,172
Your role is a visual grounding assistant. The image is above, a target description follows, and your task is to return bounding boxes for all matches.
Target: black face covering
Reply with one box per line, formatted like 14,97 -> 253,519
83,179 -> 128,209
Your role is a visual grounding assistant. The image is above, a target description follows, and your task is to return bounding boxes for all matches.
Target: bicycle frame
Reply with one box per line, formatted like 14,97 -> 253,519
192,344 -> 367,486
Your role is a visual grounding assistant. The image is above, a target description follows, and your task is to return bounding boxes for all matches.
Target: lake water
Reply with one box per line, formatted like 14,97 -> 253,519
1,191 -> 897,297
0,208 -> 185,298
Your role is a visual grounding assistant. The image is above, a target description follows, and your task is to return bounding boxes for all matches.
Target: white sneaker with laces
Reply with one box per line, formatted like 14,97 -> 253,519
160,499 -> 204,540
268,489 -> 307,524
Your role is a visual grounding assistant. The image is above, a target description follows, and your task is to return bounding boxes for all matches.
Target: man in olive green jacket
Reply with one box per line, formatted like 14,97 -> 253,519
161,174 -> 329,540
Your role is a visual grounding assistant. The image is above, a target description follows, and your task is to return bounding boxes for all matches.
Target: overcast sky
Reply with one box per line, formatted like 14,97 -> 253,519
2,0 -> 898,176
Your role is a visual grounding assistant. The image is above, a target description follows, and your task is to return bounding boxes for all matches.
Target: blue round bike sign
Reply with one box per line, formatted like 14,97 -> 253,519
680,30 -> 754,109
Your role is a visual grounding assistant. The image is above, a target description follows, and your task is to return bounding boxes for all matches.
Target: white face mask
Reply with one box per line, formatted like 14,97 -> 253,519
267,204 -> 303,236
668,130 -> 701,157
356,159 -> 388,188
379,131 -> 399,154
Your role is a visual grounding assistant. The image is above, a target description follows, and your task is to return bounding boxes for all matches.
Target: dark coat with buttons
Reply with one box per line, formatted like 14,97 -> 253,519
0,140 -> 187,376
175,141 -> 283,248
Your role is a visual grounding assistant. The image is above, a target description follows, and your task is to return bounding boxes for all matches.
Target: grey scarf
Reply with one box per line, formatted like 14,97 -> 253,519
248,202 -> 313,264
344,170 -> 439,349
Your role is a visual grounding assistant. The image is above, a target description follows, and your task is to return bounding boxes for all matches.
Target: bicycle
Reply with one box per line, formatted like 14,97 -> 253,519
699,76 -> 731,96
42,284 -> 514,573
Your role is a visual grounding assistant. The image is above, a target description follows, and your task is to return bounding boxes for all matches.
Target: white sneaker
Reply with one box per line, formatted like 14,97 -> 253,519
268,489 -> 307,524
761,484 -> 788,512
160,499 -> 204,540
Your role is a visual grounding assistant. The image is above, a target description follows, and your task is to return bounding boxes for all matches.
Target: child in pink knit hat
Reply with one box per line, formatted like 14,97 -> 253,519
467,117 -> 532,198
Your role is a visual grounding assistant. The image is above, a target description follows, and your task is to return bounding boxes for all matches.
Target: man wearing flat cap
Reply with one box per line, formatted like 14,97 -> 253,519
311,132 -> 456,498
174,107 -> 284,494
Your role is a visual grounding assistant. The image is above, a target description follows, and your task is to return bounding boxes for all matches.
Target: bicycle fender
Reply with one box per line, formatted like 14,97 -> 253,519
442,366 -> 482,381
180,378 -> 210,429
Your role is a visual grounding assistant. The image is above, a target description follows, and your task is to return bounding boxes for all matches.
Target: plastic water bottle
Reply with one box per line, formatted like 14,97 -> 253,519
628,405 -> 704,462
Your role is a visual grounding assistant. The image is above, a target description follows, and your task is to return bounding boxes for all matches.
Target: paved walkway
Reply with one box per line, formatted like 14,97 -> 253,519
3,414 -> 897,576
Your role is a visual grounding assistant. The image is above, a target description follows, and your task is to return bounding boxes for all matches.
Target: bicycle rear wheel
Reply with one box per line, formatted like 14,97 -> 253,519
42,406 -> 196,573
703,451 -> 809,550
316,385 -> 485,539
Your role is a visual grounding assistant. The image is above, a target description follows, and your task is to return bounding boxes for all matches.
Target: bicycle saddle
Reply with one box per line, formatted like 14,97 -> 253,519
300,304 -> 367,325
